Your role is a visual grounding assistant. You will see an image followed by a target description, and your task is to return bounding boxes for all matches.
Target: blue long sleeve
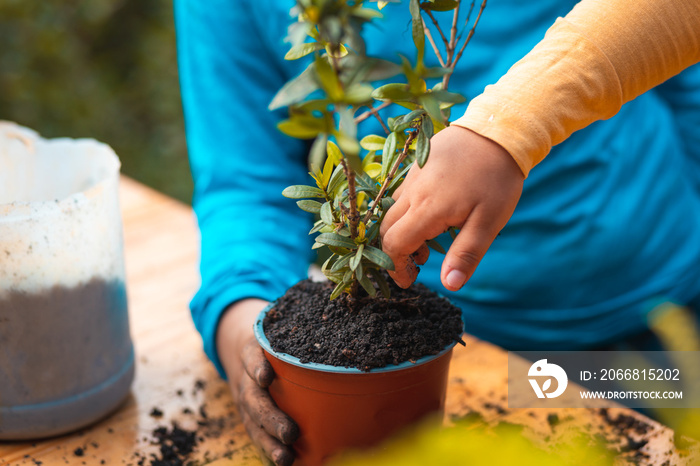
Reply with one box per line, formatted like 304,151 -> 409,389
653,64 -> 700,194
175,0 -> 314,376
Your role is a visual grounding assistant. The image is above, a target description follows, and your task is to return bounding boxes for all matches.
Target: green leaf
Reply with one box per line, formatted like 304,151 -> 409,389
352,7 -> 383,20
309,133 -> 329,173
320,201 -> 334,225
285,42 -> 324,60
420,0 -> 459,11
388,162 -> 413,192
310,220 -> 325,234
336,132 -> 362,170
421,114 -> 434,139
369,269 -> 391,298
329,245 -> 351,256
366,222 -> 380,241
380,132 -> 398,181
448,227 -> 459,240
283,185 -> 326,199
409,0 -> 425,67
356,260 -> 364,282
363,245 -> 395,270
297,199 -> 323,213
426,238 -> 446,254
360,134 -> 386,151
355,172 -> 378,197
371,83 -> 414,102
392,109 -> 426,132
415,130 -> 430,168
418,94 -> 444,126
338,106 -> 357,139
424,66 -> 452,78
381,197 -> 395,211
350,244 -> 365,271
324,269 -> 345,285
278,116 -> 327,139
316,232 -> 357,249
430,89 -> 467,106
321,254 -> 334,274
364,58 -> 403,82
270,63 -> 318,110
358,272 -> 377,297
328,163 -> 347,196
330,281 -> 348,300
315,55 -> 343,100
331,253 -> 354,272
286,20 -> 312,47
344,84 -> 374,105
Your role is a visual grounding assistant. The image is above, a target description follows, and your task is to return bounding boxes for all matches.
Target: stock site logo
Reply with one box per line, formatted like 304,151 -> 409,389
528,359 -> 568,398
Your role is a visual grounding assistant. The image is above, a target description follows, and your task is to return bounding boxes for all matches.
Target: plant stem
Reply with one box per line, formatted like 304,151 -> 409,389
424,10 -> 450,51
354,101 -> 391,124
341,158 -> 360,239
365,103 -> 391,135
362,130 -> 418,225
448,0 -> 461,63
424,25 -> 446,67
443,0 -> 486,89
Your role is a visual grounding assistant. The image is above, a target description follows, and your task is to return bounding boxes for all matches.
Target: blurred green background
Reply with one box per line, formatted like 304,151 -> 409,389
0,0 -> 193,203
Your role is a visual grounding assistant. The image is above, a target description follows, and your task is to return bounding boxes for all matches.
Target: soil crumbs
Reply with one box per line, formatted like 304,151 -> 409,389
264,278 -> 464,371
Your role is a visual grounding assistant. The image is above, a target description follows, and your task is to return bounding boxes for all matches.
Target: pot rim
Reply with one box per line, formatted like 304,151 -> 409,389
254,302 -> 459,374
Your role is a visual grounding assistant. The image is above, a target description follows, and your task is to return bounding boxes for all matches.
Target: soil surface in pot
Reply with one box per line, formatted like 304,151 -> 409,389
263,278 -> 464,371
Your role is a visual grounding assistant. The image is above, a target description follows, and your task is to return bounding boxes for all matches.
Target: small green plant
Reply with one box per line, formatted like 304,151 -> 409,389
272,0 -> 486,299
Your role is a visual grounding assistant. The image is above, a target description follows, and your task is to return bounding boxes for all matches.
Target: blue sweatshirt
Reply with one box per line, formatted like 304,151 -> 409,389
175,0 -> 700,376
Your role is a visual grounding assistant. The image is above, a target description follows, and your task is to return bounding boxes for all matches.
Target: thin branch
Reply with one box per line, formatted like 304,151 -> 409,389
341,158 -> 360,239
444,0 -> 486,89
447,0 -> 461,65
366,103 -> 391,135
424,25 -> 447,68
362,130 -> 418,225
453,0 -> 486,69
424,10 -> 450,50
354,101 -> 391,124
455,0 -> 476,45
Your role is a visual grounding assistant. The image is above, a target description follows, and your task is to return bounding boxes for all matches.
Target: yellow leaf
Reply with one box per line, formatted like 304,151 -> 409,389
358,221 -> 366,241
357,192 -> 366,208
327,141 -> 343,165
321,155 -> 334,188
364,162 -> 382,178
325,43 -> 349,59
378,1 -> 389,10
360,135 -> 386,151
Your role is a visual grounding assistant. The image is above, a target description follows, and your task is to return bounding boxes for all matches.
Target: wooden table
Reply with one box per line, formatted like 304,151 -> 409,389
0,177 -> 696,465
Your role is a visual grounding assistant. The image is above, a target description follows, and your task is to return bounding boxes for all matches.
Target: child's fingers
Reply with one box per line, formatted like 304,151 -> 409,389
239,375 -> 300,445
242,339 -> 274,388
411,243 -> 430,265
382,205 -> 450,288
440,206 -> 497,291
240,406 -> 295,466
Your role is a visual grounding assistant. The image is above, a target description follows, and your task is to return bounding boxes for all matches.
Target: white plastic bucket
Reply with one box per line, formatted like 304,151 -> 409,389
0,122 -> 134,439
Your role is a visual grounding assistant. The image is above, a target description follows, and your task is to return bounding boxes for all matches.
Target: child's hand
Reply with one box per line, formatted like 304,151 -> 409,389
217,299 -> 298,466
380,125 -> 524,291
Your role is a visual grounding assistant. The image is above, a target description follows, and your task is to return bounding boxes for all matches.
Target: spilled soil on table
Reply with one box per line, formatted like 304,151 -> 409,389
263,278 -> 464,371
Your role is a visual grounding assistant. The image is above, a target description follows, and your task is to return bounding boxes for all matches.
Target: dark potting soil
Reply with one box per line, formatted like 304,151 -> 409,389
263,278 -> 464,371
0,278 -> 131,406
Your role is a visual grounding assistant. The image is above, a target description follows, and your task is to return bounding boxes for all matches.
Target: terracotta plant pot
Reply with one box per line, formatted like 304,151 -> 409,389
254,305 -> 457,466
